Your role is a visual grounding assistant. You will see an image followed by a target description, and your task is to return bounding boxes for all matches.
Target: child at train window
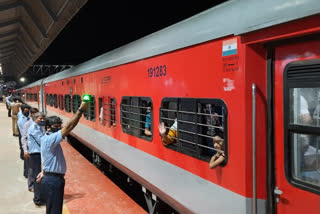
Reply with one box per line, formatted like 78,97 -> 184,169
209,136 -> 225,169
158,118 -> 177,146
144,105 -> 152,136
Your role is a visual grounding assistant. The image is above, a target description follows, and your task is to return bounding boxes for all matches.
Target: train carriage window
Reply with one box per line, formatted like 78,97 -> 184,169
160,97 -> 228,163
64,95 -> 72,113
34,93 -> 38,102
49,94 -> 53,107
46,94 -> 48,105
84,95 -> 96,121
58,95 -> 64,110
53,94 -> 58,108
120,96 -> 153,141
99,96 -> 116,127
284,59 -> 320,194
72,95 -> 81,113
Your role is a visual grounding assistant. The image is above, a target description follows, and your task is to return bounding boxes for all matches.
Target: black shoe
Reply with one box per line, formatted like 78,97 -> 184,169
34,202 -> 46,207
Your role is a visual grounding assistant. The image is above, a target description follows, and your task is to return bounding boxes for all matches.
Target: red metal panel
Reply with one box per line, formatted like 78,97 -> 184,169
274,40 -> 320,214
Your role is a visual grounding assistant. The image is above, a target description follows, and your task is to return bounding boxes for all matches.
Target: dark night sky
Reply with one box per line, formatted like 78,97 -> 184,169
35,1 -> 226,65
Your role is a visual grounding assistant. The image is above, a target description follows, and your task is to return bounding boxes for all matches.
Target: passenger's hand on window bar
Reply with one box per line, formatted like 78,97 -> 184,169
158,122 -> 166,136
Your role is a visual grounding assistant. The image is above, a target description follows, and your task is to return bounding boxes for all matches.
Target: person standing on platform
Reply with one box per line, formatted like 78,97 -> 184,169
6,94 -> 12,117
36,101 -> 89,214
28,112 -> 46,206
21,108 -> 39,192
10,98 -> 22,137
18,104 -> 31,162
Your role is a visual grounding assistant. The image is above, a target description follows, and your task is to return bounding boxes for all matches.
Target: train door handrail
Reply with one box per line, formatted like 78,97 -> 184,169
252,83 -> 257,214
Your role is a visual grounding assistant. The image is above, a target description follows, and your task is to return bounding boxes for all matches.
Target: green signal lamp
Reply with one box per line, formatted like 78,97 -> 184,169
83,94 -> 91,103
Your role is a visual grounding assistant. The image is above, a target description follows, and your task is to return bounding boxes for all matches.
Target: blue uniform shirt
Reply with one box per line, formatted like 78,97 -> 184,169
41,130 -> 66,174
5,96 -> 11,105
18,114 -> 29,132
27,122 -> 44,154
17,111 -> 22,120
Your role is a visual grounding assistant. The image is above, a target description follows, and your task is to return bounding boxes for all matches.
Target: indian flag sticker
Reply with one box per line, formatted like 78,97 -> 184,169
222,38 -> 237,56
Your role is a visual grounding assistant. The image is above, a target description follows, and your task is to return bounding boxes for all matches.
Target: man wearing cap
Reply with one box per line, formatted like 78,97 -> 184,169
21,108 -> 39,192
10,98 -> 22,137
17,104 -> 31,163
37,101 -> 88,214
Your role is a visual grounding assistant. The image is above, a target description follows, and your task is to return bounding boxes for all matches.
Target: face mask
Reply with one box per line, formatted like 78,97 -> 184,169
38,121 -> 46,126
24,112 -> 29,117
51,127 -> 61,133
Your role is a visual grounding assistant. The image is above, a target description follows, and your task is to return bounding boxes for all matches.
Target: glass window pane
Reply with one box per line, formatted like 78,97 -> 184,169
291,133 -> 320,187
290,88 -> 320,127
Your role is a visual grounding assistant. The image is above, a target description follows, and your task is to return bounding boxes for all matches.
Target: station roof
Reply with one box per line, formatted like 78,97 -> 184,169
0,0 -> 87,81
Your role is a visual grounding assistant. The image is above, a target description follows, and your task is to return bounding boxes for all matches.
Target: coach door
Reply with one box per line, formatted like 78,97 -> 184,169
273,39 -> 320,214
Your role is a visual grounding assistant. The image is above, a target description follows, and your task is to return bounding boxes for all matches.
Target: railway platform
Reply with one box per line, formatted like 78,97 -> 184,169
0,103 -> 146,214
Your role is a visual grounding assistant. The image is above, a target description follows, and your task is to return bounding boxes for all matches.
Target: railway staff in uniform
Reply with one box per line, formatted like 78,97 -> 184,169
21,108 -> 39,192
6,94 -> 12,117
28,112 -> 46,206
10,98 -> 22,137
36,101 -> 89,214
18,104 -> 31,167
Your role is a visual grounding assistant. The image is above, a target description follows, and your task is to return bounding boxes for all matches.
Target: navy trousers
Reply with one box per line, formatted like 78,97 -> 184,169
30,153 -> 44,205
18,129 -> 24,161
42,174 -> 65,214
27,157 -> 34,190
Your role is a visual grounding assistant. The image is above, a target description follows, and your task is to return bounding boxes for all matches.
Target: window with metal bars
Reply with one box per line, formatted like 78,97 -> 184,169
284,58 -> 320,194
83,95 -> 96,121
49,94 -> 54,107
46,94 -> 48,104
58,95 -> 64,110
64,95 -> 72,113
99,96 -> 116,127
160,97 -> 228,162
53,94 -> 58,108
120,96 -> 153,141
72,95 -> 81,113
34,93 -> 38,102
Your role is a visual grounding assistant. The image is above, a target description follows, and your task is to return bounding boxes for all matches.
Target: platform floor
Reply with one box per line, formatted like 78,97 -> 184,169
0,103 -> 146,214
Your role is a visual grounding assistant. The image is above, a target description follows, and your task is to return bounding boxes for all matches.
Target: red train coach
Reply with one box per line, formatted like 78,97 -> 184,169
19,0 -> 320,213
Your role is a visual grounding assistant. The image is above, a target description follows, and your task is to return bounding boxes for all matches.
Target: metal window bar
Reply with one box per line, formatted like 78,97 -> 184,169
160,117 -> 223,130
84,96 -> 96,121
72,95 -> 81,113
121,104 -> 150,109
54,95 -> 58,108
163,134 -> 224,153
122,116 -> 151,125
160,108 -> 223,118
120,109 -> 150,117
65,96 -> 71,113
103,118 -> 116,123
121,122 -> 146,132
